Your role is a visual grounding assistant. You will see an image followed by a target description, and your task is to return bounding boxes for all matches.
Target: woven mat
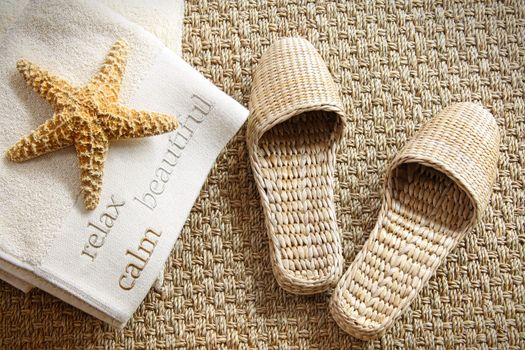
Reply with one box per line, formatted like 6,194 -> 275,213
1,1 -> 524,349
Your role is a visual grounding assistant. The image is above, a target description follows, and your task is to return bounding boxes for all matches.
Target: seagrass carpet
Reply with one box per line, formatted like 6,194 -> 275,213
1,0 -> 524,349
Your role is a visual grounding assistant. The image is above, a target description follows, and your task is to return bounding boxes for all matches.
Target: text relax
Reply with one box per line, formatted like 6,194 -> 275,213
80,94 -> 213,291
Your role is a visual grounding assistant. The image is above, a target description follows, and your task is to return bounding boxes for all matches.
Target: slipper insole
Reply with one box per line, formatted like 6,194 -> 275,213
256,111 -> 341,280
342,163 -> 474,327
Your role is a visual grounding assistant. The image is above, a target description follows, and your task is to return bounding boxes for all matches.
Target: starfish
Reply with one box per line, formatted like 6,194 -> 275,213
6,39 -> 179,210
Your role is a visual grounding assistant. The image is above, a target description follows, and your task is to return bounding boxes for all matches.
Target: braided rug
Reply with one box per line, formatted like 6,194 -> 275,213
0,0 -> 524,349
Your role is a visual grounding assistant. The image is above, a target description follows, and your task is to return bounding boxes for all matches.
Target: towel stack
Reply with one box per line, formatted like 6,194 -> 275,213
0,0 -> 248,328
0,0 -> 184,295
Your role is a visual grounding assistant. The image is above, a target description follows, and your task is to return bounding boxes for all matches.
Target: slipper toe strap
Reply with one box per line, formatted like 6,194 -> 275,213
247,37 -> 345,146
387,102 -> 500,221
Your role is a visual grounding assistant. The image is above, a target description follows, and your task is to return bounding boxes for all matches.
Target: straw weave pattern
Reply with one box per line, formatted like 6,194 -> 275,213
1,0 -> 524,349
247,37 -> 346,294
388,103 -> 501,219
330,102 -> 501,340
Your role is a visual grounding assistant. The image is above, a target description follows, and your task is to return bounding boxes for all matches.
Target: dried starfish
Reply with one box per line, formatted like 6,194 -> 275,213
6,39 -> 179,210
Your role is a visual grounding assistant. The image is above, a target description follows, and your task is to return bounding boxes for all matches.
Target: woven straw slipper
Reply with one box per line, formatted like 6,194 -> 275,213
330,102 -> 500,339
247,37 -> 346,294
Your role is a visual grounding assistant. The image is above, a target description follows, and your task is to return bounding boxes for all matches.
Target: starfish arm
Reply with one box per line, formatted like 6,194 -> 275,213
86,39 -> 129,104
17,60 -> 76,108
6,112 -> 74,162
101,104 -> 179,139
75,123 -> 109,210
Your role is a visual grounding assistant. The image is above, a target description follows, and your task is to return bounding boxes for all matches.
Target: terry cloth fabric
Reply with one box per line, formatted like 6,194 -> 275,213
0,0 -> 248,328
0,0 -> 184,55
0,0 -> 185,295
0,0 -> 184,294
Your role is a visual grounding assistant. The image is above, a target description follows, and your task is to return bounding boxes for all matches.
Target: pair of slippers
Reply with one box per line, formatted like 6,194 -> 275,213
247,38 -> 500,340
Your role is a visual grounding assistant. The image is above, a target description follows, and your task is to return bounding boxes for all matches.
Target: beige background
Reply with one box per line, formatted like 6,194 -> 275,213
1,0 -> 524,349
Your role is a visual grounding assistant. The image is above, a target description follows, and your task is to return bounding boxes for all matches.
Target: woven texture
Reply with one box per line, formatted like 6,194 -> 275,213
1,0 -> 524,349
247,37 -> 345,294
330,102 -> 500,340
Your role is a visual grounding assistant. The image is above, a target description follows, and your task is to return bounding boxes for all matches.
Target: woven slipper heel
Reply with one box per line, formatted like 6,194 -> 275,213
330,102 -> 500,339
247,37 -> 346,295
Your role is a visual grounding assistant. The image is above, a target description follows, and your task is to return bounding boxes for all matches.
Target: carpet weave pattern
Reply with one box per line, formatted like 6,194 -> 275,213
1,0 -> 524,349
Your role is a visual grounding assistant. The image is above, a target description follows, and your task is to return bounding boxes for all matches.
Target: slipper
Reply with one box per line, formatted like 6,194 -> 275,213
330,102 -> 500,339
247,37 -> 346,294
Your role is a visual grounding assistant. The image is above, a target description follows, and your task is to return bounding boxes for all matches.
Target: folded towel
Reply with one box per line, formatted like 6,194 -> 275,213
0,0 -> 248,328
0,0 -> 184,294
0,268 -> 32,292
0,0 -> 184,55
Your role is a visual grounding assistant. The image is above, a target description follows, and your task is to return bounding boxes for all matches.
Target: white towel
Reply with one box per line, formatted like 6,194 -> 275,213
0,0 -> 184,294
0,0 -> 248,328
0,0 -> 184,55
